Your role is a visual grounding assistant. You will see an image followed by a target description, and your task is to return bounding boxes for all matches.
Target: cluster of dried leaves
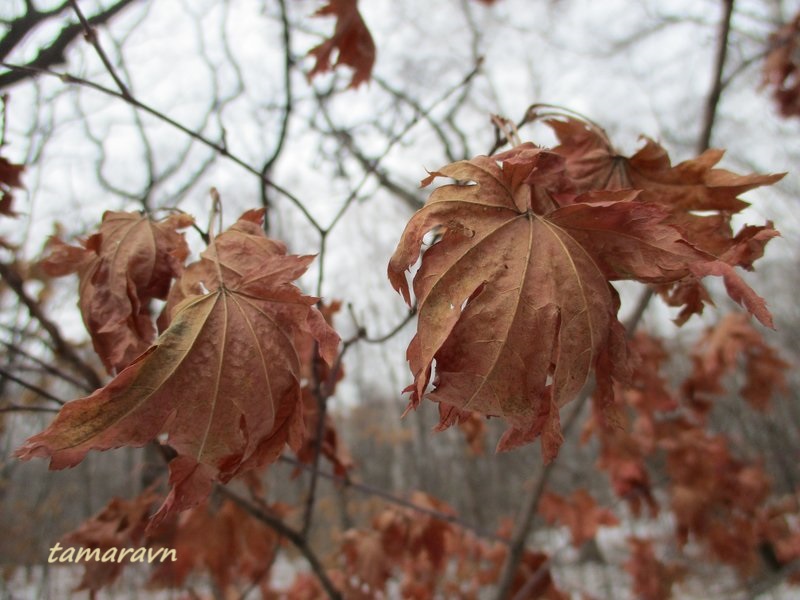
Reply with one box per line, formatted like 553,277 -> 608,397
581,321 -> 797,599
389,113 -> 783,463
60,487 -> 568,600
16,209 -> 340,529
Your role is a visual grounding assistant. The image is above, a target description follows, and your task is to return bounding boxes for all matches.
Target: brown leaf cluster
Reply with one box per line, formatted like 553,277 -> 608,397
538,489 -> 619,547
16,209 -> 339,528
590,323 -> 791,577
275,491 -> 566,600
0,153 -> 24,248
389,114 -> 779,461
683,313 -> 789,416
547,116 -> 781,326
40,211 -> 194,373
60,489 -> 284,596
59,489 -> 160,592
763,12 -> 800,118
149,498 -> 284,594
625,537 -> 685,600
307,0 -> 375,88
294,300 -> 353,476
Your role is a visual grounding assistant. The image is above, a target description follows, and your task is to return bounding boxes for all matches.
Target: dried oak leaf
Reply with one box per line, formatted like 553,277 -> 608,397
388,145 -> 766,461
307,0 -> 375,88
40,211 -> 194,374
763,12 -> 800,119
538,489 -> 619,547
16,209 -> 339,529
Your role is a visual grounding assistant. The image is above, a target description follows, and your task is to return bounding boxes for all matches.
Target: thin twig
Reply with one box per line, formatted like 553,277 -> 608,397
260,0 -> 294,234
68,0 -> 132,99
1,338 -> 93,392
0,404 -> 60,414
698,0 -> 735,153
217,486 -> 342,600
0,366 -> 66,405
0,261 -> 102,390
280,455 -> 507,544
0,62 -> 324,232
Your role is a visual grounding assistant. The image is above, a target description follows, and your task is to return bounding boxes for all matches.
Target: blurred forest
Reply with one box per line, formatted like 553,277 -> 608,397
0,0 -> 799,598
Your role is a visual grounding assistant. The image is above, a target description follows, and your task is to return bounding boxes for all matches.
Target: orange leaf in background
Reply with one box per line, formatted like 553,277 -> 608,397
657,419 -> 771,573
437,405 -> 487,456
307,0 -> 375,88
625,537 -> 685,600
295,386 -> 354,476
60,489 -> 161,592
0,154 -> 24,249
16,210 -> 339,529
763,12 -> 800,118
149,498 -> 284,592
40,211 -> 194,373
388,145 -> 770,461
682,313 -> 789,416
539,489 -> 619,547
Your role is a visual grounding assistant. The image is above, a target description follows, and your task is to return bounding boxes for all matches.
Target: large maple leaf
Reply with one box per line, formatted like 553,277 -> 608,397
40,211 -> 194,373
16,210 -> 339,528
388,146 -> 771,460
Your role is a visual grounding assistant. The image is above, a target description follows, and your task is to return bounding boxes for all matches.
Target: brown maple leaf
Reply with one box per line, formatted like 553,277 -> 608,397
307,0 -> 376,88
682,313 -> 789,415
539,489 -> 619,547
60,489 -> 161,592
16,210 -> 339,528
763,12 -> 800,119
388,145 -> 770,461
545,115 -> 782,324
625,537 -> 685,600
149,498 -> 283,591
0,155 -> 24,248
40,211 -> 194,373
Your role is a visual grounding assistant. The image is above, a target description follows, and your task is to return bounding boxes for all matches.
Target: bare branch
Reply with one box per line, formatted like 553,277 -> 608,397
0,261 -> 102,390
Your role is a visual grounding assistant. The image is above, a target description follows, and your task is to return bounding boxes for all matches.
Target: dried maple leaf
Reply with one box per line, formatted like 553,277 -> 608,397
307,0 -> 375,88
625,537 -> 685,600
60,489 -> 161,592
545,115 -> 782,324
149,498 -> 283,591
656,419 -> 771,573
763,12 -> 800,118
16,209 -> 339,528
388,145 -> 768,461
0,154 -> 24,248
40,211 -> 194,374
538,489 -> 619,547
295,386 -> 354,476
682,313 -> 789,415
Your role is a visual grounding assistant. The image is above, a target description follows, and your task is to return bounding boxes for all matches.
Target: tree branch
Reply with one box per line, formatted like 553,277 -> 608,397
0,261 -> 102,390
0,0 -> 140,90
216,485 -> 342,600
